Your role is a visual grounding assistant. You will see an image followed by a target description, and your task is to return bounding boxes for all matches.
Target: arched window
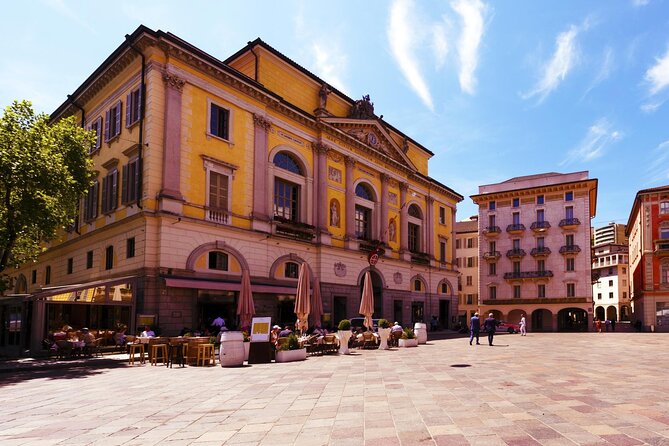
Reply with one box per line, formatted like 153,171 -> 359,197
273,151 -> 305,222
408,204 -> 423,253
273,152 -> 303,175
354,182 -> 376,241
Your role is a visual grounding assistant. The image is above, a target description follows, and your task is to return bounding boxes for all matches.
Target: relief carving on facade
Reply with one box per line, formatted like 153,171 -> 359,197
163,72 -> 185,92
348,94 -> 375,119
389,192 -> 398,205
393,272 -> 402,285
253,114 -> 271,130
328,166 -> 342,183
330,199 -> 340,227
334,262 -> 347,277
327,150 -> 343,163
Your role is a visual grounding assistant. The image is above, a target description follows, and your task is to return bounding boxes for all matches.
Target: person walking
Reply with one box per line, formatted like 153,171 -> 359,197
605,319 -> 611,332
595,318 -> 602,333
519,313 -> 527,336
611,319 -> 616,331
483,313 -> 497,346
469,313 -> 481,345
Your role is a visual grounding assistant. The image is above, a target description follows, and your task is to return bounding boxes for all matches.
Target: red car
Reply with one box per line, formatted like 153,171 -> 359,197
496,321 -> 520,333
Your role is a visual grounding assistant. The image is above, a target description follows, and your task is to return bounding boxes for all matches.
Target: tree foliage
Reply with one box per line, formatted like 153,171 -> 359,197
0,100 -> 95,285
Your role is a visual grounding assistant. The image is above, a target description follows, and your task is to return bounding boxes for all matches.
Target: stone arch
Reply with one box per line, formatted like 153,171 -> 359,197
353,179 -> 379,203
269,145 -> 312,178
558,308 -> 588,331
355,266 -> 387,289
531,308 -> 553,332
357,268 -> 384,317
186,241 -> 249,272
269,254 -> 314,281
409,274 -> 428,293
14,274 -> 27,294
407,203 -> 424,220
595,306 -> 605,321
487,309 -> 503,320
507,309 -> 525,324
620,305 -> 631,321
437,278 -> 455,297
606,305 -> 618,321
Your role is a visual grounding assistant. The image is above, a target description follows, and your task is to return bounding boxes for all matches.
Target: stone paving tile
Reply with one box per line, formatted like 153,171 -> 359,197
3,333 -> 669,445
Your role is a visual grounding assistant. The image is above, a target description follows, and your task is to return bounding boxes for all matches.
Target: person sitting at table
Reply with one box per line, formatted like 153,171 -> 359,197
391,321 -> 403,333
114,327 -> 127,346
82,328 -> 96,346
53,325 -> 72,341
141,325 -> 155,337
278,325 -> 293,337
270,325 -> 281,344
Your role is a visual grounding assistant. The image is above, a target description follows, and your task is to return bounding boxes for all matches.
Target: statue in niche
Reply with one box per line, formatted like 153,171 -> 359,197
330,199 -> 340,227
319,84 -> 332,109
388,219 -> 396,242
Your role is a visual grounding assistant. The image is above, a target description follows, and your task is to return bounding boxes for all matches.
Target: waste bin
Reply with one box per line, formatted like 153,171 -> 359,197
414,322 -> 428,344
219,331 -> 245,366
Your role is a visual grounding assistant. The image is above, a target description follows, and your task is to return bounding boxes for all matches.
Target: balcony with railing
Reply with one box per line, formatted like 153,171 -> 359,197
482,226 -> 501,237
410,251 -> 431,265
654,239 -> 669,256
503,270 -> 554,281
558,218 -> 581,229
530,221 -> 551,232
530,247 -> 552,257
206,207 -> 230,225
559,245 -> 581,255
506,249 -> 527,259
273,215 -> 316,240
482,251 -> 501,261
506,223 -> 526,234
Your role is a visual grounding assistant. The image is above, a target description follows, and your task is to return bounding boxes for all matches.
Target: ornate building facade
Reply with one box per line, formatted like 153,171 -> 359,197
471,172 -> 597,332
2,26 -> 462,355
626,186 -> 669,331
455,218 -> 479,326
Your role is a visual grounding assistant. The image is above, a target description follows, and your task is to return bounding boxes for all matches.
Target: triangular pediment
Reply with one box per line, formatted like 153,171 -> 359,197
321,117 -> 417,171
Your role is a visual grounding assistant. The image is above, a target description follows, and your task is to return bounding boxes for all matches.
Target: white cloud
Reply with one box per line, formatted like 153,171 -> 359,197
432,23 -> 449,70
311,43 -> 348,94
522,25 -> 581,103
387,0 -> 434,110
583,46 -> 614,98
644,46 -> 669,95
641,101 -> 664,113
632,0 -> 650,7
451,0 -> 486,95
561,118 -> 623,165
646,140 -> 669,184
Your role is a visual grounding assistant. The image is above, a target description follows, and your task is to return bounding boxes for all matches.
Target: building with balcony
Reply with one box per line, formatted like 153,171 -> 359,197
471,172 -> 597,332
592,243 -> 630,324
455,217 -> 479,326
626,186 -> 669,332
593,222 -> 627,246
1,26 -> 463,356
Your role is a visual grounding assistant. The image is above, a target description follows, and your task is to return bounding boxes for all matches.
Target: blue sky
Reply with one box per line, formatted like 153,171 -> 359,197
2,0 -> 669,226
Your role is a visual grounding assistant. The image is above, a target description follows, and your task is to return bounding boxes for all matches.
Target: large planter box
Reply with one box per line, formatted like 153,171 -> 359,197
398,338 -> 418,348
275,348 -> 307,363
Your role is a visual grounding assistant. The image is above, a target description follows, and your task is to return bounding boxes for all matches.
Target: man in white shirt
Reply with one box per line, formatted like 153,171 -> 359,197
141,326 -> 155,337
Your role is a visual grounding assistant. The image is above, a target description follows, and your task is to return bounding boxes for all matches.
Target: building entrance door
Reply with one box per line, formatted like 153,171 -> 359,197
333,296 -> 347,329
411,301 -> 424,324
439,300 -> 449,329
393,300 -> 402,326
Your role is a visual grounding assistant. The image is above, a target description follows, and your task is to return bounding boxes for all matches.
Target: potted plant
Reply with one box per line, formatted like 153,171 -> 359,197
399,327 -> 418,348
242,330 -> 250,361
275,333 -> 307,363
336,319 -> 352,355
377,319 -> 392,350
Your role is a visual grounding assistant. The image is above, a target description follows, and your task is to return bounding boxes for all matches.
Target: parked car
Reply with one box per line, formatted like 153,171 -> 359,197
496,321 -> 520,333
349,317 -> 379,330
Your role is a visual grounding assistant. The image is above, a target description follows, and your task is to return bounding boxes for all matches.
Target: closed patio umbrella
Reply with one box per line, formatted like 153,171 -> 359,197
311,277 -> 323,328
236,269 -> 255,329
294,262 -> 311,333
359,271 -> 374,330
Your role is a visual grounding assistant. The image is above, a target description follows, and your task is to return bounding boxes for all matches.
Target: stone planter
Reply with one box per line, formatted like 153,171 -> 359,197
275,348 -> 307,363
243,342 -> 250,361
398,338 -> 418,348
337,330 -> 352,355
414,322 -> 428,344
378,327 -> 391,350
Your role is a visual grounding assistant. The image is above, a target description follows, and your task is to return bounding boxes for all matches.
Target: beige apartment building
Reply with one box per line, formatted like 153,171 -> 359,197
455,217 -> 479,326
471,172 -> 597,332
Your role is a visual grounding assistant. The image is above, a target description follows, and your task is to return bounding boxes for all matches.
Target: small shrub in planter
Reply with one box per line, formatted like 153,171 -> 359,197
401,328 -> 415,339
338,319 -> 351,331
276,333 -> 306,362
378,319 -> 391,329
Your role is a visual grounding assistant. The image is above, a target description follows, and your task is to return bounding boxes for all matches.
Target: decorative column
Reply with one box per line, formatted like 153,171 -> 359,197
425,196 -> 434,258
380,174 -> 389,243
345,156 -> 356,248
252,114 -> 271,233
159,71 -> 185,214
399,182 -> 409,259
314,142 -> 331,245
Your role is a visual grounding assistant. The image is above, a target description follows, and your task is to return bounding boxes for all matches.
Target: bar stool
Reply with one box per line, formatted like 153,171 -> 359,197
150,343 -> 168,365
128,343 -> 145,365
167,342 -> 185,368
196,343 -> 215,366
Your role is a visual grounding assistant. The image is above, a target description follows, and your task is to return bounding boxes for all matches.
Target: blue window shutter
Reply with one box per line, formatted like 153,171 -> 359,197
125,93 -> 132,127
210,104 -> 217,135
122,164 -> 129,204
111,170 -> 118,209
101,176 -> 108,213
115,100 -> 122,137
104,110 -> 110,142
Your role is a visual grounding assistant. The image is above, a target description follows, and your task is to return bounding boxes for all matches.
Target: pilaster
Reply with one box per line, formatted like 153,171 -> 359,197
158,71 -> 185,215
252,114 -> 271,233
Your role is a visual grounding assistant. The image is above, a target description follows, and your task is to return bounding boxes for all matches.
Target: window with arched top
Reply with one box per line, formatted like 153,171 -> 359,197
414,279 -> 422,292
408,204 -> 423,253
273,151 -> 305,222
285,262 -> 299,278
273,152 -> 303,175
354,182 -> 376,241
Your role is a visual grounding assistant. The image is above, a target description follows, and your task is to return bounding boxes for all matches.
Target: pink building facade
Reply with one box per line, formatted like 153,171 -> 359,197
471,172 -> 598,332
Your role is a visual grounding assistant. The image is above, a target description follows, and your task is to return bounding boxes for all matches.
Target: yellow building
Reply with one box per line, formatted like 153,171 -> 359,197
5,26 -> 462,355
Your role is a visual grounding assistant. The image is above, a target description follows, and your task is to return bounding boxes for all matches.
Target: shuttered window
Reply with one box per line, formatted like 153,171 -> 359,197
122,158 -> 140,204
89,116 -> 102,153
209,172 -> 228,211
104,101 -> 122,142
126,87 -> 142,127
101,169 -> 118,214
210,103 -> 230,140
83,181 -> 99,222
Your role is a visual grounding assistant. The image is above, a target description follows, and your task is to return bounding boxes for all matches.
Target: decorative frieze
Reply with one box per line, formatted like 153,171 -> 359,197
393,272 -> 402,284
328,166 -> 342,183
163,72 -> 185,92
253,114 -> 271,130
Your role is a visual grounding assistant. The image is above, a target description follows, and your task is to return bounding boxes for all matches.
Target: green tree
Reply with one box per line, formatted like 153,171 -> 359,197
0,101 -> 95,289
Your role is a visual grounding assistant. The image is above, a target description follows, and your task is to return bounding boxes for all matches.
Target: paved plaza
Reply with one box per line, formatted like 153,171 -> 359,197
1,332 -> 668,446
